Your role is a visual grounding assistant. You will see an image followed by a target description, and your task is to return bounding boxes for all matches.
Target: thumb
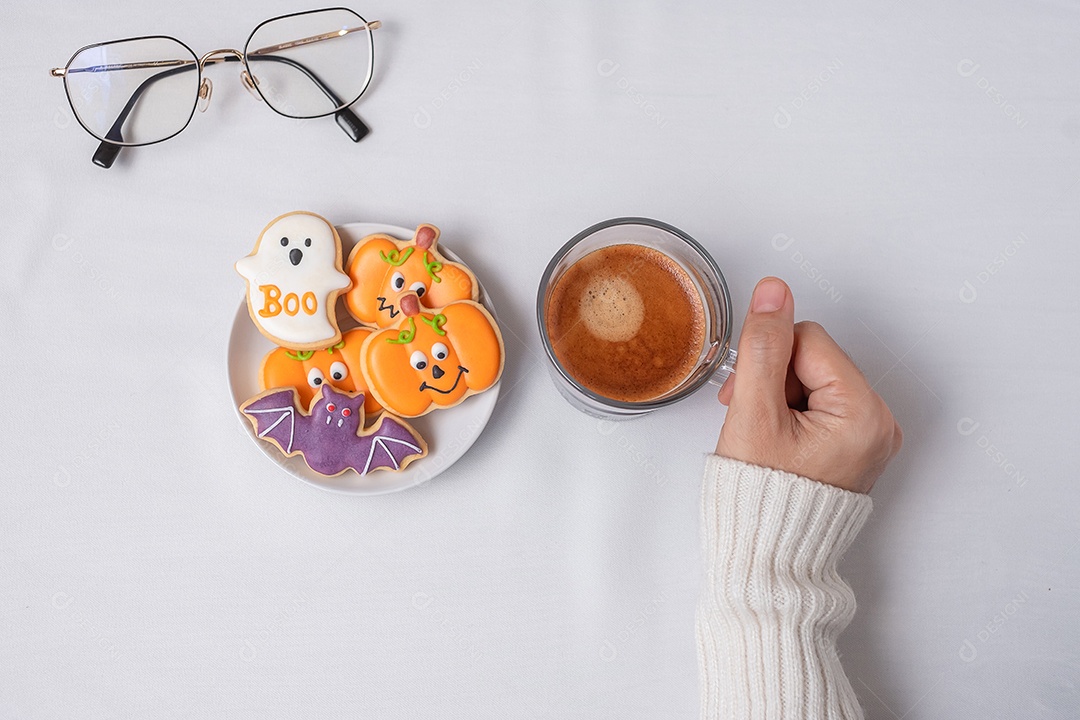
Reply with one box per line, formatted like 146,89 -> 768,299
729,277 -> 795,413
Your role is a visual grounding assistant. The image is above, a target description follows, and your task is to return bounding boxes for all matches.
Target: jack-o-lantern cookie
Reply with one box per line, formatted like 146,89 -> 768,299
259,328 -> 382,416
236,211 -> 352,351
361,294 -> 503,417
344,224 -> 478,328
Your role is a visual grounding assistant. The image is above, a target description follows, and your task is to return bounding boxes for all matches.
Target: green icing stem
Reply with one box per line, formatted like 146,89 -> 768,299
286,350 -> 315,361
386,318 -> 417,344
379,247 -> 415,266
423,252 -> 443,282
327,339 -> 346,355
420,313 -> 448,336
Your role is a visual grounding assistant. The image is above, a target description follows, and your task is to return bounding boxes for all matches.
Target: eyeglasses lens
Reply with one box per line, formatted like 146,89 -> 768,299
65,37 -> 200,145
244,8 -> 374,118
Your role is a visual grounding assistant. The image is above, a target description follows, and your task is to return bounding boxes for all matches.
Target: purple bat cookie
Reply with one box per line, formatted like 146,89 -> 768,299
241,385 -> 427,477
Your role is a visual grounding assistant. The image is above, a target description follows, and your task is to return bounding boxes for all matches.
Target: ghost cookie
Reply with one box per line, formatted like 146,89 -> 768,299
236,211 -> 352,351
344,223 -> 478,328
360,293 -> 504,417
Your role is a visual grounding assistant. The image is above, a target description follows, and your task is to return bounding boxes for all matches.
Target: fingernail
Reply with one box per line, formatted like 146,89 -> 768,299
717,377 -> 731,405
752,278 -> 786,313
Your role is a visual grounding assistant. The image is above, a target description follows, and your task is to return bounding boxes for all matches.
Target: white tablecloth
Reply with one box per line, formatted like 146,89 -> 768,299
3,1 -> 1077,717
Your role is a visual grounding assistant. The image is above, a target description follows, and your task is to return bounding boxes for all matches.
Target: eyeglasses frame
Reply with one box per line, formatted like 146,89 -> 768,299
50,6 -> 381,168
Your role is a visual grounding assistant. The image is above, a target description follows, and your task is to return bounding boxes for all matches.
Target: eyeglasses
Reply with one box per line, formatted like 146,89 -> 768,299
50,7 -> 380,169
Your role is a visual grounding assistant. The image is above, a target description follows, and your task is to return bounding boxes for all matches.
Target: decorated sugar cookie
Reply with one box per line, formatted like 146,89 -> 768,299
240,385 -> 427,477
361,293 -> 504,417
259,328 -> 382,415
236,211 -> 352,351
344,223 -> 478,328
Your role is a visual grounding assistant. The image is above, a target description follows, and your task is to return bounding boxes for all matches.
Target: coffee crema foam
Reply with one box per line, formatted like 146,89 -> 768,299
578,275 -> 645,342
545,244 -> 705,403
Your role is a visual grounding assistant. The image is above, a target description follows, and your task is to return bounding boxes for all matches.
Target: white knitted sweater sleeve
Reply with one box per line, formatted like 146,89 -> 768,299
697,455 -> 873,720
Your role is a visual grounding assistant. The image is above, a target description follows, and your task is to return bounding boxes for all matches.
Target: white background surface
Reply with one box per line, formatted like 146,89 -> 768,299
2,0 -> 1077,717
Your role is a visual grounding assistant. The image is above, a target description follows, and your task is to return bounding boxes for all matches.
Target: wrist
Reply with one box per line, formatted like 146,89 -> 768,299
702,455 -> 872,577
698,454 -> 873,720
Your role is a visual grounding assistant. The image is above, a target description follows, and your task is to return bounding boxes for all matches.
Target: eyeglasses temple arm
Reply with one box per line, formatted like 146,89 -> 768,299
245,54 -> 369,142
334,109 -> 369,142
91,62 -> 199,168
93,142 -> 122,168
247,20 -> 380,57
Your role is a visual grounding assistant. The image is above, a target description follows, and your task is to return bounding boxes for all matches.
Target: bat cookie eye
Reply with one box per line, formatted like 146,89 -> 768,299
432,342 -> 449,361
409,350 -> 428,370
280,236 -> 289,246
409,281 -> 426,298
341,407 -> 352,417
307,367 -> 325,387
392,272 -> 405,291
329,361 -> 348,381
326,403 -> 336,412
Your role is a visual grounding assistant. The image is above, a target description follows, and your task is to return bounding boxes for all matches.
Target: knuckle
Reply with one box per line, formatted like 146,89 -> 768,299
860,398 -> 897,449
838,397 -> 889,453
795,320 -> 826,335
848,353 -> 869,381
743,324 -> 788,358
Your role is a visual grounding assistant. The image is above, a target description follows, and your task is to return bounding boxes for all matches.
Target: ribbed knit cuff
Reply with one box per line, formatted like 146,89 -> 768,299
697,455 -> 872,720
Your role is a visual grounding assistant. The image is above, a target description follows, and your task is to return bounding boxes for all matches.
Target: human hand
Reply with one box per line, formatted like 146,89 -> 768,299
715,277 -> 902,494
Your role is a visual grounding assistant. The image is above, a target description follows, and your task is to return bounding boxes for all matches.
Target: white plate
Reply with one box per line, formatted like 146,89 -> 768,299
226,222 -> 501,495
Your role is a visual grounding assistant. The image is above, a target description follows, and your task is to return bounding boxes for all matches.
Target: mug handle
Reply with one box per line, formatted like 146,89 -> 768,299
707,347 -> 738,387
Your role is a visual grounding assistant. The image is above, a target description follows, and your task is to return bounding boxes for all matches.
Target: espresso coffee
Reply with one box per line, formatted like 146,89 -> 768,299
545,244 -> 705,402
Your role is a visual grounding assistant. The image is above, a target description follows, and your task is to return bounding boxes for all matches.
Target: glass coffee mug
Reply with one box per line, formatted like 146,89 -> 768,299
536,217 -> 738,418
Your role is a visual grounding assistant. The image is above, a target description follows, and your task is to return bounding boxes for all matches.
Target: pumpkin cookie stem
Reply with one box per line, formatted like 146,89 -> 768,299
414,224 -> 438,250
399,293 -> 421,317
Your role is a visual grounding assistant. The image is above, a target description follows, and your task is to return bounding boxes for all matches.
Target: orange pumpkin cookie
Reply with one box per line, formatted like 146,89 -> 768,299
361,294 -> 504,417
259,328 -> 382,416
344,223 -> 478,328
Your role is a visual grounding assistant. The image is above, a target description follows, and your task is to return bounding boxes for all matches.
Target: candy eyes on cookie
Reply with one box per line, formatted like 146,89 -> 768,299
278,236 -> 313,247
308,363 -> 348,387
410,346 -> 446,370
390,274 -> 427,296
